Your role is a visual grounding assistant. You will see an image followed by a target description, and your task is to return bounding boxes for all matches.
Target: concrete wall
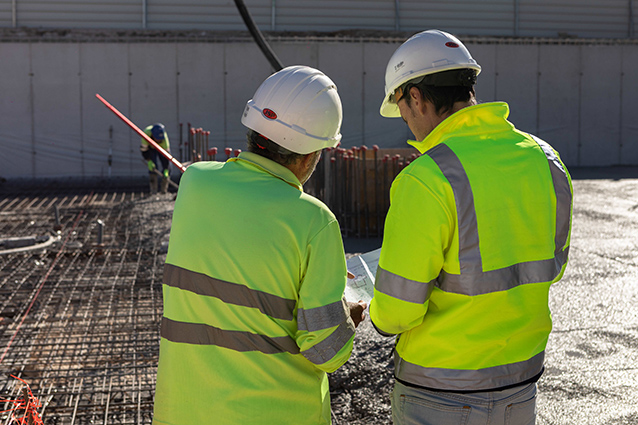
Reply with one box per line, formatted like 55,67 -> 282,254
1,39 -> 637,179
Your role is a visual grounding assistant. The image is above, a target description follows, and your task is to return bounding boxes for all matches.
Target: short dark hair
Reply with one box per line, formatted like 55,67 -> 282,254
404,69 -> 477,116
246,130 -> 304,166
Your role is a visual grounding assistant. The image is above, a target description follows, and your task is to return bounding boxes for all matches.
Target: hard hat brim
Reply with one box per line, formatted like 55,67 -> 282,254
379,98 -> 402,118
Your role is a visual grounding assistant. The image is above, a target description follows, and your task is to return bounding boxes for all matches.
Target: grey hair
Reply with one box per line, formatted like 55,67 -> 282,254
245,130 -> 305,166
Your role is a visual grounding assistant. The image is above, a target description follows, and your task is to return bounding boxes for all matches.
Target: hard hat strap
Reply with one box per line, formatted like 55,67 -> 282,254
419,69 -> 477,87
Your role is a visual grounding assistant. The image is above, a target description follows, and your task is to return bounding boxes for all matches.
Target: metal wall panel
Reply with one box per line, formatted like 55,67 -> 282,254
176,43 -> 226,152
80,43 -> 131,177
468,43 -> 498,103
275,42 -> 319,68
275,0 -> 396,32
2,0 -> 637,39
128,43 -> 179,165
15,0 -> 142,29
147,0 -> 249,31
579,45 -> 623,166
621,44 -> 638,164
0,43 -> 33,177
537,45 -> 580,166
399,1 -> 515,36
31,43 -> 82,178
362,42 -> 410,148
495,44 -> 539,135
519,0 -> 631,38
0,2 -> 12,27
318,43 -> 365,147
223,42 -> 271,149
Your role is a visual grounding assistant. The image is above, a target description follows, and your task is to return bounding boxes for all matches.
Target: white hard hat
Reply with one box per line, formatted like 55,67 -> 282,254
380,29 -> 481,118
241,65 -> 343,155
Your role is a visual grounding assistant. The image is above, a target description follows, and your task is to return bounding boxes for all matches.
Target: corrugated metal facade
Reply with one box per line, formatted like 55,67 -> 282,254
518,0 -> 633,38
0,0 -> 636,38
3,1 -> 143,29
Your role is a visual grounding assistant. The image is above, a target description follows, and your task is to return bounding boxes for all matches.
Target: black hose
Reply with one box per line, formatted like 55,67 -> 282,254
233,0 -> 284,72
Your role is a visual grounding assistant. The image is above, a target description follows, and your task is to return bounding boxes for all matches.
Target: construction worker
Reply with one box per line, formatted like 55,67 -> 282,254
141,123 -> 170,194
152,65 -> 367,425
369,30 -> 573,424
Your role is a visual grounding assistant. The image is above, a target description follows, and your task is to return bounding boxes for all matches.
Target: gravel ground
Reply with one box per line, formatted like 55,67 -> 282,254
329,318 -> 394,425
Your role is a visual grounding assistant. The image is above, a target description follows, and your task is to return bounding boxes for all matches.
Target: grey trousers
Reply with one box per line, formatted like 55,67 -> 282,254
392,381 -> 537,425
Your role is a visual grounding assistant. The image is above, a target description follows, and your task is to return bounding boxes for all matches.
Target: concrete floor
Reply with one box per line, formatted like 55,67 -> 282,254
538,168 -> 638,424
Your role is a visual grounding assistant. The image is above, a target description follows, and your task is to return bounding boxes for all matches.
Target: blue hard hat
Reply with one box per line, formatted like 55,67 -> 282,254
151,123 -> 165,140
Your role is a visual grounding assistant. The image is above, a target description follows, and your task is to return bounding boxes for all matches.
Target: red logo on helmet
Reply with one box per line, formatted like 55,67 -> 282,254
262,108 -> 277,120
445,42 -> 459,48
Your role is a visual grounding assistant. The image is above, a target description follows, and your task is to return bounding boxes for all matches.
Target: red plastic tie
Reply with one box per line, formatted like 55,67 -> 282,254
0,376 -> 44,425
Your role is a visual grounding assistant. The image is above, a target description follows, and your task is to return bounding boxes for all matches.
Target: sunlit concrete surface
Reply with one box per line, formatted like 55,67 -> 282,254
538,168 -> 638,425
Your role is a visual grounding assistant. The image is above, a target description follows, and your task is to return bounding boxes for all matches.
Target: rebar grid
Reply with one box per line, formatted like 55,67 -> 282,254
0,183 -> 169,424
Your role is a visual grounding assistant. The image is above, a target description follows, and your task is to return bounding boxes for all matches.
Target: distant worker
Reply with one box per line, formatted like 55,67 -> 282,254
152,65 -> 367,425
141,123 -> 170,194
369,30 -> 573,424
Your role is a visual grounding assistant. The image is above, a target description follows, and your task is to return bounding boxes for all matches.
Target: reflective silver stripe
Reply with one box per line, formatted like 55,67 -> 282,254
372,320 -> 396,337
426,140 -> 571,296
161,316 -> 300,354
438,248 -> 568,296
436,135 -> 572,297
301,321 -> 355,365
164,263 -> 295,321
375,267 -> 435,304
394,350 -> 545,391
428,144 -> 483,274
531,135 -> 572,253
298,298 -> 349,332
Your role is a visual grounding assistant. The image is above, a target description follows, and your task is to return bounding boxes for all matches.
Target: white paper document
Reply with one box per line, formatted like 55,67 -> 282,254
344,248 -> 381,303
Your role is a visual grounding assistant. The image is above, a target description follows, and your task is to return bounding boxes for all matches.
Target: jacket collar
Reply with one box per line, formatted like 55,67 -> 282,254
229,151 -> 302,191
407,102 -> 512,154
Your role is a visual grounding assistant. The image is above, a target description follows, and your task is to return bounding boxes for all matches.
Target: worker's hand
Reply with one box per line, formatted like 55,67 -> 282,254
347,271 -> 355,279
348,300 -> 367,328
163,169 -> 169,178
147,160 -> 156,172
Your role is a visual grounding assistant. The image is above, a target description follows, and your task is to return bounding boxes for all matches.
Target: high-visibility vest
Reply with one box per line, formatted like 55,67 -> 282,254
153,152 -> 355,425
141,125 -> 170,153
369,102 -> 573,392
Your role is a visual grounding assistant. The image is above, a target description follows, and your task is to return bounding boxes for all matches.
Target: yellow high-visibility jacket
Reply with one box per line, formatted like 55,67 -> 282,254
153,152 -> 355,425
370,102 -> 573,392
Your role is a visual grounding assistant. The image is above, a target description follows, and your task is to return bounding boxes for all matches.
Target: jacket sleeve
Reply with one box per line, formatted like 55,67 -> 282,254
294,219 -> 355,373
370,172 -> 454,336
141,126 -> 152,159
